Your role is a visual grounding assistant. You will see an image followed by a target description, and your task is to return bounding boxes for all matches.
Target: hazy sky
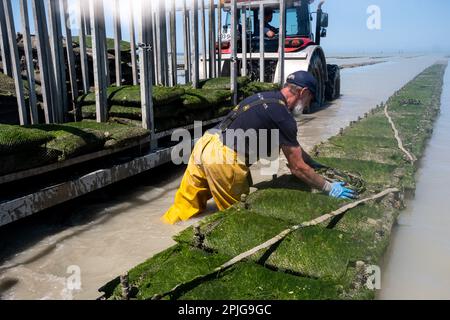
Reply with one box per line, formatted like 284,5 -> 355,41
10,0 -> 450,54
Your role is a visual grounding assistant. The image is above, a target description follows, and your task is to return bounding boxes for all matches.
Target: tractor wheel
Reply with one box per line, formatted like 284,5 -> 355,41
307,53 -> 326,113
325,64 -> 341,101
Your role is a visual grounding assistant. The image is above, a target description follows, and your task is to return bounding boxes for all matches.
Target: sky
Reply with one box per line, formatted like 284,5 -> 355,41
10,0 -> 450,55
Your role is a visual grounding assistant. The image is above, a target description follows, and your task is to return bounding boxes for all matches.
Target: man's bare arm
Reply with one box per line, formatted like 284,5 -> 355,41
282,145 -> 328,191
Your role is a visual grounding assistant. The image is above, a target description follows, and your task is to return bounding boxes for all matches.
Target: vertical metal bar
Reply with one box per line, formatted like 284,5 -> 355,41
208,0 -> 216,78
98,0 -> 109,86
169,0 -> 177,86
151,9 -> 158,84
241,7 -> 247,77
113,0 -> 122,86
259,3 -> 265,82
19,0 -> 39,124
78,0 -> 89,93
0,3 -> 12,76
139,0 -> 155,148
217,0 -> 222,77
278,0 -> 286,85
191,0 -> 199,88
129,1 -> 138,85
31,0 -> 54,123
230,0 -> 238,104
83,0 -> 91,36
61,0 -> 79,119
200,0 -> 207,80
89,0 -> 107,122
182,0 -> 190,83
3,0 -> 28,125
155,2 -> 163,85
48,0 -> 68,122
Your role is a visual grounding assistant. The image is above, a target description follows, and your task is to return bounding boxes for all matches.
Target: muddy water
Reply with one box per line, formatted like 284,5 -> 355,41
0,55 -> 443,300
378,62 -> 450,300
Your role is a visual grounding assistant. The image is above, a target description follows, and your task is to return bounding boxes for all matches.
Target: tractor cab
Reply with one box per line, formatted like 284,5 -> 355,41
220,0 -> 328,54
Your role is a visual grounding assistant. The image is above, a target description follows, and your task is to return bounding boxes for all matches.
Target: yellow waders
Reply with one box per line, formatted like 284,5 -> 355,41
162,132 -> 250,224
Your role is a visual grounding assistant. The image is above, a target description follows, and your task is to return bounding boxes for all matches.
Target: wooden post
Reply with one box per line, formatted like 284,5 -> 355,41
191,0 -> 199,88
217,0 -> 222,77
200,0 -> 207,80
169,0 -> 177,86
19,0 -> 39,124
61,0 -> 79,119
129,1 -> 138,85
230,0 -> 238,105
241,7 -> 247,77
3,0 -> 28,125
31,0 -> 55,123
139,0 -> 156,147
77,0 -> 89,94
183,0 -> 190,83
278,0 -> 286,85
113,0 -> 122,87
208,0 -> 216,78
259,3 -> 265,82
89,0 -> 107,122
48,0 -> 68,122
0,3 -> 12,76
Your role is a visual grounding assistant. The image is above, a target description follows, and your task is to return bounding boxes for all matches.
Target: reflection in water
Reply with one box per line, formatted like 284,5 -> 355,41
0,55 -> 444,300
379,62 -> 450,300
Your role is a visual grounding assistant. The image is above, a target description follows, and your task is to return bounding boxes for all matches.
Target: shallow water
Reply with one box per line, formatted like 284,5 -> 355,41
378,62 -> 450,300
0,55 -> 444,300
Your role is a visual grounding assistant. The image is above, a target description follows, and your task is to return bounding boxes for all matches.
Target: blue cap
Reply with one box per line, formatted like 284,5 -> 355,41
286,71 -> 318,99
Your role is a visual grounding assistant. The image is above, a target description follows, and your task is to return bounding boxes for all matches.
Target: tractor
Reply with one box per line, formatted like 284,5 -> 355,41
216,0 -> 340,112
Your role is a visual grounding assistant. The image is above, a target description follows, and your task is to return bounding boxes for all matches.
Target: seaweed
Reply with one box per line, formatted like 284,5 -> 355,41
181,88 -> 231,110
0,124 -> 54,155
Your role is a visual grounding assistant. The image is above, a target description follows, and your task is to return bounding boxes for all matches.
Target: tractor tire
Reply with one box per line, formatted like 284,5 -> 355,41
325,64 -> 341,101
307,53 -> 326,113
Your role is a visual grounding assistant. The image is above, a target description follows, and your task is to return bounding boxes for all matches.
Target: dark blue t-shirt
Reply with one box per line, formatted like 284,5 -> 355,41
218,91 -> 299,163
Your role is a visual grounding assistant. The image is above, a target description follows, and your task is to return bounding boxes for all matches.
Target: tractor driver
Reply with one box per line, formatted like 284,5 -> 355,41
162,71 -> 357,224
264,8 -> 278,38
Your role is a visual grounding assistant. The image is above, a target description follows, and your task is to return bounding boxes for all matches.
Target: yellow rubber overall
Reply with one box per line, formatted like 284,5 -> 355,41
162,132 -> 250,224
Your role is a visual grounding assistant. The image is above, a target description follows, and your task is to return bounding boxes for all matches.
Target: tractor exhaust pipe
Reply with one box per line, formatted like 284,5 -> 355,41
315,0 -> 325,45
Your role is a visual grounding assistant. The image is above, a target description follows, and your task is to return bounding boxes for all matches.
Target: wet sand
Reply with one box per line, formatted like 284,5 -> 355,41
0,54 -> 443,300
378,62 -> 450,300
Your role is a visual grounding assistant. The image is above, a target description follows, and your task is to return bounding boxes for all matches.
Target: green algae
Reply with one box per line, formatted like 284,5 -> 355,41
108,244 -> 230,300
180,262 -> 344,300
181,88 -> 231,110
0,124 -> 54,155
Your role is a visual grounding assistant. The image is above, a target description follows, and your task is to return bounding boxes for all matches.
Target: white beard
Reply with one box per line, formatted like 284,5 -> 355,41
292,101 -> 305,117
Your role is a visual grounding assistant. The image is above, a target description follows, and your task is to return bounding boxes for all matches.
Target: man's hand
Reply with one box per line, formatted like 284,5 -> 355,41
323,181 -> 357,200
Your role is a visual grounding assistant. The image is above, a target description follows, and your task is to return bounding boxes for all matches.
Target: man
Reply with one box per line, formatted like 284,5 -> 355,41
264,8 -> 278,39
162,71 -> 356,224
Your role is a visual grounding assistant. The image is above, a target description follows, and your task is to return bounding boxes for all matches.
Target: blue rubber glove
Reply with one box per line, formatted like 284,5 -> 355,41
324,181 -> 357,200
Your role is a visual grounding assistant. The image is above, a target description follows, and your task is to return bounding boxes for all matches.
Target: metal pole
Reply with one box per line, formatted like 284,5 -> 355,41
78,0 -> 89,93
61,0 -> 79,119
169,0 -> 177,86
241,6 -> 247,77
139,0 -> 156,148
113,0 -> 122,86
259,3 -> 265,82
278,0 -> 286,85
208,0 -> 216,78
89,0 -> 107,122
200,0 -> 207,79
48,0 -> 68,122
3,0 -> 28,125
129,1 -> 138,85
191,0 -> 199,88
19,0 -> 39,124
31,0 -> 55,123
183,0 -> 190,83
0,3 -> 12,76
99,0 -> 110,86
217,0 -> 222,77
83,0 -> 91,36
230,0 -> 238,104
